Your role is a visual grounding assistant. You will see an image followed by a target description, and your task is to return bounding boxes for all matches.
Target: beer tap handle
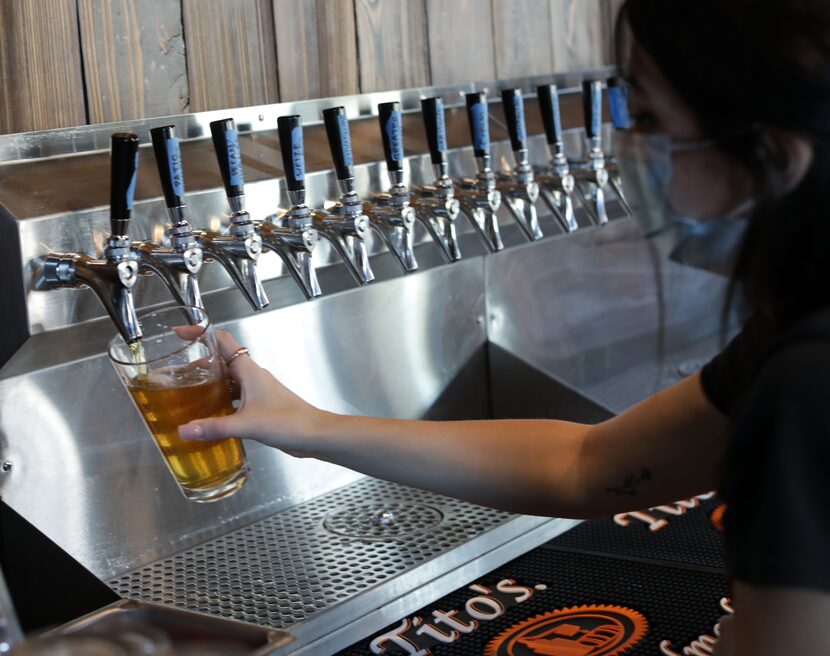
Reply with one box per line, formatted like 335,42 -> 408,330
150,125 -> 186,212
322,106 -> 354,182
607,77 -> 631,130
277,114 -> 306,193
582,79 -> 604,148
209,118 -> 245,201
500,88 -> 528,157
110,132 -> 140,239
420,97 -> 448,168
537,83 -> 564,150
465,92 -> 490,160
378,101 -> 404,174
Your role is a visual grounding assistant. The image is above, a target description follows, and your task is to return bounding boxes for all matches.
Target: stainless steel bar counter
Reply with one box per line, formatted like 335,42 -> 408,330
0,73 -> 729,654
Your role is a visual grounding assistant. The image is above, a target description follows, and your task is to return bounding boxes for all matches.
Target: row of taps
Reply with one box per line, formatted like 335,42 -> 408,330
35,79 -> 631,344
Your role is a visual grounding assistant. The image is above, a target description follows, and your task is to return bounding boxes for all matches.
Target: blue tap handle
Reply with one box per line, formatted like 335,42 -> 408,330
278,115 -> 306,192
110,132 -> 140,238
322,106 -> 354,181
150,125 -> 186,209
607,77 -> 631,130
582,80 -> 604,141
209,118 -> 245,199
420,97 -> 448,166
537,84 -> 564,147
465,92 -> 490,158
378,101 -> 404,172
500,88 -> 527,152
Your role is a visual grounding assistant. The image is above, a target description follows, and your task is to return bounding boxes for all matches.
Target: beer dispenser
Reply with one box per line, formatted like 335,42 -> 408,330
0,70 -> 731,655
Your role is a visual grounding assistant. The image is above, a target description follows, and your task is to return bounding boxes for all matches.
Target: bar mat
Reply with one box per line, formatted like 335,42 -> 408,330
335,547 -> 730,655
546,495 -> 727,571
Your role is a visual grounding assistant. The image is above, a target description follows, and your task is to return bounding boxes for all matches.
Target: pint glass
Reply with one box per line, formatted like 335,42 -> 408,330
109,306 -> 248,502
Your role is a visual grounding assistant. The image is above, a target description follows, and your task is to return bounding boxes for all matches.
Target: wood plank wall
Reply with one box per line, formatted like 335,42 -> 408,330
0,0 -> 620,135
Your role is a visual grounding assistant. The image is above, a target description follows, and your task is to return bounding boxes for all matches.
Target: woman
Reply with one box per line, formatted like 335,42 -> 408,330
180,0 -> 830,652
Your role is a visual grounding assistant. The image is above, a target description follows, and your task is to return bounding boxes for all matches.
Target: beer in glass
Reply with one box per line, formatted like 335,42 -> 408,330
109,306 -> 248,502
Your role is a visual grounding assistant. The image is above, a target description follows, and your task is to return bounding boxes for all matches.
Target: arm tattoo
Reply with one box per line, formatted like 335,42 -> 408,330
605,468 -> 653,496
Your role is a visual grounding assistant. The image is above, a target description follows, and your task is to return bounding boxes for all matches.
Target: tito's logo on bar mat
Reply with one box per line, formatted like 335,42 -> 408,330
484,605 -> 647,656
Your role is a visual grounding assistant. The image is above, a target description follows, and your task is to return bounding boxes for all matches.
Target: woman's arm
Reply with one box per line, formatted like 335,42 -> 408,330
181,331 -> 732,518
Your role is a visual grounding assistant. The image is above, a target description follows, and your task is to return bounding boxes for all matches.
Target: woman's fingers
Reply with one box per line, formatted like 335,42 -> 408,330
214,329 -> 260,376
179,415 -> 238,441
172,325 -> 203,340
170,326 -> 255,377
214,329 -> 245,361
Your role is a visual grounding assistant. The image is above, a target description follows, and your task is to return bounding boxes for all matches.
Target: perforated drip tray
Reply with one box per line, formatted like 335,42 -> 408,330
109,478 -> 567,652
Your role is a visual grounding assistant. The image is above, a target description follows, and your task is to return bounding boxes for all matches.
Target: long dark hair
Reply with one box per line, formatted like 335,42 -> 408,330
616,0 -> 830,348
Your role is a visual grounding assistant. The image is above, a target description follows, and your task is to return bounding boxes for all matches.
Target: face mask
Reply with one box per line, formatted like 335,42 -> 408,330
613,130 -> 753,276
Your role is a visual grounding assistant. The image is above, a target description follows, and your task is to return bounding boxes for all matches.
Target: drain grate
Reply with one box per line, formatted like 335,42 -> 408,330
323,503 -> 444,539
109,478 -> 512,630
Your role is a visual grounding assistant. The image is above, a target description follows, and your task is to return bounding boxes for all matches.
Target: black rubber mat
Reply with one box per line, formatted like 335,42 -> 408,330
546,495 -> 727,571
335,548 -> 730,655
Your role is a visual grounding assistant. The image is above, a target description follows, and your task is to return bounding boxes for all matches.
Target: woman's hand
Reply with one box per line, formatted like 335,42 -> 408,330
178,330 -> 330,455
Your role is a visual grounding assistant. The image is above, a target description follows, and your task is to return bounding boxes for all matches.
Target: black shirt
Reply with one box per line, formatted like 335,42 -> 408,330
701,310 -> 830,591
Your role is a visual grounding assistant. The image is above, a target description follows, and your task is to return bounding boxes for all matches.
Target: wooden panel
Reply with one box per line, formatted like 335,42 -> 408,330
273,0 -> 359,101
0,0 -> 85,133
491,0 -> 554,79
605,0 -> 625,63
354,0 -> 430,93
182,0 -> 279,112
426,0 -> 496,85
550,0 -> 610,72
78,0 -> 188,124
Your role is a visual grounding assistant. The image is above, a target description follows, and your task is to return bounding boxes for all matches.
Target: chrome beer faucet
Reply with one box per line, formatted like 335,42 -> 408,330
132,125 -> 204,309
362,101 -> 419,273
571,80 -> 611,225
195,119 -> 269,310
454,92 -> 504,253
268,116 -> 323,298
534,83 -> 581,233
496,88 -> 544,241
35,133 -> 143,342
411,97 -> 462,263
256,115 -> 322,300
313,106 -> 375,285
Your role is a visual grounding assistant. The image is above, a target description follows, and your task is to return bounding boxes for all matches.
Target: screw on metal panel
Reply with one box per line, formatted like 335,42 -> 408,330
2,462 -> 11,472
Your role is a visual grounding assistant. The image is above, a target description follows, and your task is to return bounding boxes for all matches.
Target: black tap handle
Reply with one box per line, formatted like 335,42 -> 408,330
378,101 -> 404,172
150,125 -> 186,209
501,88 -> 527,152
277,115 -> 306,192
582,80 -> 603,141
607,77 -> 631,130
420,97 -> 448,166
465,92 -> 490,158
110,132 -> 140,238
322,106 -> 354,181
537,84 -> 563,146
209,118 -> 245,199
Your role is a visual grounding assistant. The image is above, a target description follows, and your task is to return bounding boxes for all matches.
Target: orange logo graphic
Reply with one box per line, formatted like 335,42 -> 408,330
710,504 -> 726,533
485,604 -> 648,656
